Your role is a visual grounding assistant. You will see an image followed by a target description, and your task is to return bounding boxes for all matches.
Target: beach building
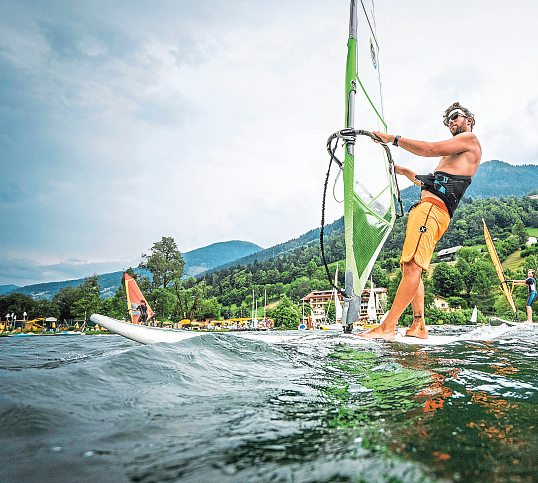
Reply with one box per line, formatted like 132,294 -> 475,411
433,295 -> 457,312
301,287 -> 388,327
437,246 -> 463,262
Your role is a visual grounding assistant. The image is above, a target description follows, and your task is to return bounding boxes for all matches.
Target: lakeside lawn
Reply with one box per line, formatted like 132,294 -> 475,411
503,249 -> 523,271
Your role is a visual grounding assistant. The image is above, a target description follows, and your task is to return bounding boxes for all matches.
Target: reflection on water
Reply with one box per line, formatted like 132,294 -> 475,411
0,325 -> 537,482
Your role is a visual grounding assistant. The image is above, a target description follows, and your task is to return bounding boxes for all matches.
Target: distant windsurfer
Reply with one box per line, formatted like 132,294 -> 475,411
361,102 -> 481,340
514,269 -> 536,323
137,300 -> 148,324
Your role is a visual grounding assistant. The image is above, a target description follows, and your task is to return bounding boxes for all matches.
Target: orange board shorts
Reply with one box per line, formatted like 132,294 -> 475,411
400,198 -> 451,270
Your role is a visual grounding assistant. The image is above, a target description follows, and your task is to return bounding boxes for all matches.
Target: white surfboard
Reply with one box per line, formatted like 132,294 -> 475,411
341,324 -> 515,346
90,314 -> 308,345
91,314 -> 516,347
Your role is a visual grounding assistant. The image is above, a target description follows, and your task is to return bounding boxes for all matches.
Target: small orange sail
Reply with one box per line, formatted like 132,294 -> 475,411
124,273 -> 154,324
482,219 -> 517,315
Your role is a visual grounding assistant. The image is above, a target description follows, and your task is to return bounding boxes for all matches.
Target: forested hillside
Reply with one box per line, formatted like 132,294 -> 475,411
1,197 -> 536,328
196,196 -> 537,323
400,160 -> 538,209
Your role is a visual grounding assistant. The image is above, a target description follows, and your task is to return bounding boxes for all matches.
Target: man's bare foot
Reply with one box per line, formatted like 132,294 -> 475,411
405,326 -> 429,339
358,326 -> 396,341
405,314 -> 429,339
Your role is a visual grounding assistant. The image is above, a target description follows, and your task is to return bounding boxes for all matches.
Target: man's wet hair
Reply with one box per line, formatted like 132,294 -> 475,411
443,102 -> 475,129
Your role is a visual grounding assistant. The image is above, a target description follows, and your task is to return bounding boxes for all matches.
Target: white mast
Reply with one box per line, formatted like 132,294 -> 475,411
334,265 -> 343,322
263,288 -> 267,321
251,289 -> 255,327
367,278 -> 377,322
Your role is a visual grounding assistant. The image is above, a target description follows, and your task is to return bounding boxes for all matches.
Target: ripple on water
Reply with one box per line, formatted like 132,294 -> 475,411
0,327 -> 537,482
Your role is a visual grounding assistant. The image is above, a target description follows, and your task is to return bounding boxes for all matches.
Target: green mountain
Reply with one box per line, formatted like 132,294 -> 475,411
197,218 -> 343,277
198,196 -> 537,316
8,240 -> 262,300
183,240 -> 261,277
0,285 -> 19,296
400,160 -> 538,208
9,273 -> 127,300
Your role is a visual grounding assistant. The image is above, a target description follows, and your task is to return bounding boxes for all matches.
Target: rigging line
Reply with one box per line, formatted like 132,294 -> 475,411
320,136 -> 345,294
320,128 -> 403,293
354,75 -> 386,129
353,129 -> 404,217
369,0 -> 385,120
359,0 -> 379,48
332,168 -> 343,203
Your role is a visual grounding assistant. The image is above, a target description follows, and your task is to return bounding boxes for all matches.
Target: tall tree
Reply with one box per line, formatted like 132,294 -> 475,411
512,219 -> 527,245
269,295 -> 300,329
52,286 -> 80,322
432,263 -> 464,298
33,299 -> 60,319
469,262 -> 496,313
72,275 -> 102,321
139,236 -> 185,289
174,279 -> 207,320
0,293 -> 35,320
102,273 -> 130,320
151,287 -> 177,321
199,297 -> 221,320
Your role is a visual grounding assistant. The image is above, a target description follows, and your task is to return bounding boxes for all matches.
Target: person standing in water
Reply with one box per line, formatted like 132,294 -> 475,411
362,102 -> 482,340
137,300 -> 148,324
514,269 -> 536,323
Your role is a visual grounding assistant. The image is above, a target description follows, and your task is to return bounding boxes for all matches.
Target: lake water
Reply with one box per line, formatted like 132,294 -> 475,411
1,325 -> 537,482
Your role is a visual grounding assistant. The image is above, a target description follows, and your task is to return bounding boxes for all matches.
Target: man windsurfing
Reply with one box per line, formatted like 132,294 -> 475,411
514,269 -> 536,323
361,102 -> 481,340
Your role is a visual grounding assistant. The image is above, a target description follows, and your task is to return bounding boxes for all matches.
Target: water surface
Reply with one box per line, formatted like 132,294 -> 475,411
1,325 -> 536,482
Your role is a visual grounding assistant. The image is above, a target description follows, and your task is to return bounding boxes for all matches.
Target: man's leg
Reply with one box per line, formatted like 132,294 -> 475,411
405,277 -> 428,338
361,260 -> 423,340
525,292 -> 535,323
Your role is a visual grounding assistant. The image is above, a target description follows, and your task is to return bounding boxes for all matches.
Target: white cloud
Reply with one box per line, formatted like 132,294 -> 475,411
0,0 -> 537,285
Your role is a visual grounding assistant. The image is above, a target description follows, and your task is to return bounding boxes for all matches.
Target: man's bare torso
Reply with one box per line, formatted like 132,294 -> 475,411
421,132 -> 482,203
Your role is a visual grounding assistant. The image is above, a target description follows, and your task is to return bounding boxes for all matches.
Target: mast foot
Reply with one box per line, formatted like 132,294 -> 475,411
341,270 -> 360,333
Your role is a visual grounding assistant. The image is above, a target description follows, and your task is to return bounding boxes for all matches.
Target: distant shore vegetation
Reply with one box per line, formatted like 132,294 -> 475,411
1,197 -> 536,329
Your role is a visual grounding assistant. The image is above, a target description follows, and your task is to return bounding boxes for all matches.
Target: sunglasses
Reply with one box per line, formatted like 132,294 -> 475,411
444,111 -> 467,126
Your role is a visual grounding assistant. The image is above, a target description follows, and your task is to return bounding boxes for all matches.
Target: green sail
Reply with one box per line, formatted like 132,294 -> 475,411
343,1 -> 397,311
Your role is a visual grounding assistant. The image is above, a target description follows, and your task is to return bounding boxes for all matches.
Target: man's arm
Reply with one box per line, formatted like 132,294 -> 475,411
373,131 -> 478,158
512,279 -> 528,286
394,165 -> 421,187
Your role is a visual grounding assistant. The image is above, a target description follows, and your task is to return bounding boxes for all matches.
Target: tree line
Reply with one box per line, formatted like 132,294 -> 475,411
1,197 -> 536,328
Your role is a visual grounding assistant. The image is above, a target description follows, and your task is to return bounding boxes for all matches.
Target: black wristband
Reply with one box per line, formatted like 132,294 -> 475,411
393,135 -> 401,147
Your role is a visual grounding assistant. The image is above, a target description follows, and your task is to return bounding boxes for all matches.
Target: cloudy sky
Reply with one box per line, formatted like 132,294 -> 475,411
1,0 -> 537,286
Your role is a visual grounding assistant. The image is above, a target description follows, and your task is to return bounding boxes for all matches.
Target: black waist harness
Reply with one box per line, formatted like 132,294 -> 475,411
415,171 -> 472,217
